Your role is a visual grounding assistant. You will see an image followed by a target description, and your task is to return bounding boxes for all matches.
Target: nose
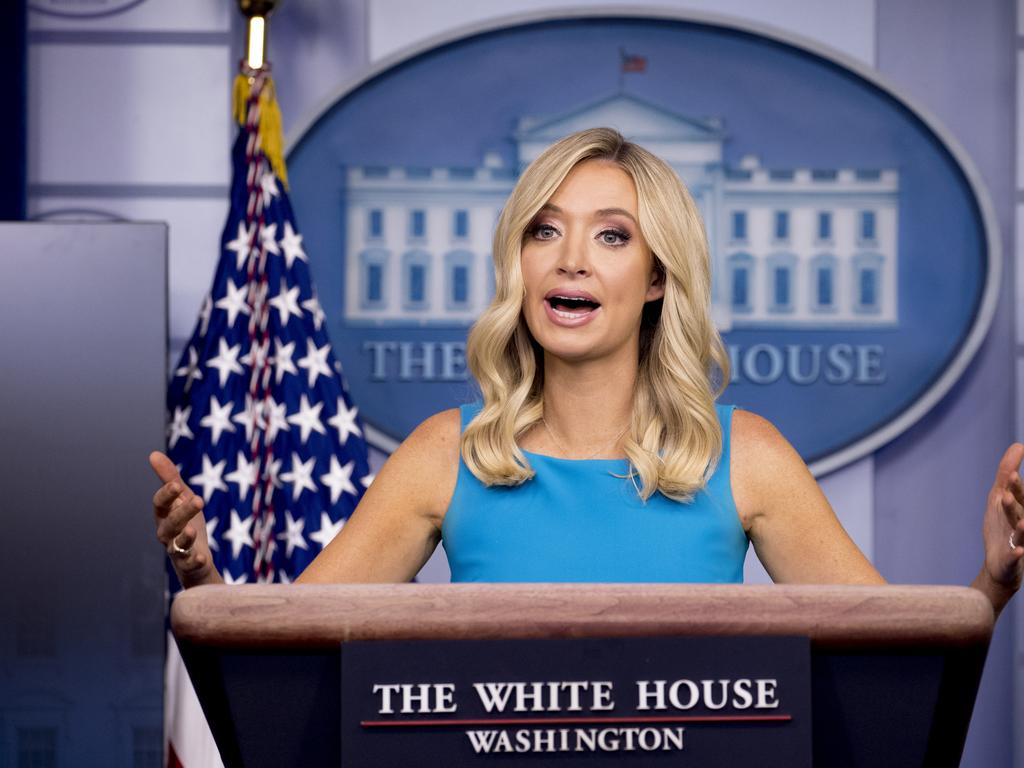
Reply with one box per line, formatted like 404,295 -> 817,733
556,228 -> 591,277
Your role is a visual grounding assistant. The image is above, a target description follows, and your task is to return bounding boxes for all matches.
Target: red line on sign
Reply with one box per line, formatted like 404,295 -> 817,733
360,714 -> 792,728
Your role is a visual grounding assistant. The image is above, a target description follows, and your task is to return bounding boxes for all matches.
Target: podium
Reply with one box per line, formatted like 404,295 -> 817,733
172,584 -> 993,767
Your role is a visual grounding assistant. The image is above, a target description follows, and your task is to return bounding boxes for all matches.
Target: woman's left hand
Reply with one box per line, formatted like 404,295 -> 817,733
975,443 -> 1024,617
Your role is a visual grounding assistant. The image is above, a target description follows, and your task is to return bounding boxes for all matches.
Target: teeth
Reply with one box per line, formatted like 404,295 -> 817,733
552,307 -> 592,319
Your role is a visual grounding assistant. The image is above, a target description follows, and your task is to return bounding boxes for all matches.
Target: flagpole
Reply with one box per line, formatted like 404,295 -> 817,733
238,0 -> 278,71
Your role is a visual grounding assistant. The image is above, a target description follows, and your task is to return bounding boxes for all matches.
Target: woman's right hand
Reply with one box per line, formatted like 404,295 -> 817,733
150,451 -> 223,588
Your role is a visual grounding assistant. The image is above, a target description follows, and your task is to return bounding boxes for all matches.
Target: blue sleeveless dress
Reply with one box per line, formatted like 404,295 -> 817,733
442,403 -> 748,583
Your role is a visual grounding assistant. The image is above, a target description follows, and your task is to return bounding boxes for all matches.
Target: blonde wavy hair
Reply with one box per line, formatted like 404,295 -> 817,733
462,127 -> 729,501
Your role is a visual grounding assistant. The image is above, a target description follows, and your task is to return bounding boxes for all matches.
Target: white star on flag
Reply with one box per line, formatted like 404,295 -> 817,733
301,292 -> 326,331
259,172 -> 279,205
273,339 -> 298,384
223,508 -> 255,559
328,399 -> 362,445
297,338 -> 333,387
199,396 -> 236,445
232,394 -> 260,443
168,405 -> 194,449
320,456 -> 357,505
310,512 -> 345,550
263,396 -> 290,443
174,347 -> 203,392
260,221 -> 280,255
223,571 -> 249,585
278,221 -> 307,268
287,394 -> 326,444
189,454 -> 228,502
198,294 -> 213,337
240,337 -> 268,371
265,456 -> 283,489
207,338 -> 244,387
225,451 -> 259,501
276,510 -> 309,558
360,473 -> 375,489
269,278 -> 303,326
205,516 -> 220,551
225,221 -> 254,270
254,512 -> 278,562
215,278 -> 251,327
280,452 -> 317,499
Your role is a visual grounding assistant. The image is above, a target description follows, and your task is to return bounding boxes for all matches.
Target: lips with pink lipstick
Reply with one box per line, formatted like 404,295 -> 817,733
543,288 -> 602,327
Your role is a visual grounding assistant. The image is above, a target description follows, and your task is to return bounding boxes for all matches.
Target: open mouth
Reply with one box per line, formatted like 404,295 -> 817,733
546,294 -> 601,319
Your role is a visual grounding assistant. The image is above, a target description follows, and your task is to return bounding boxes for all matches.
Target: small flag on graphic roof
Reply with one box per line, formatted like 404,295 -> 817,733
620,49 -> 647,73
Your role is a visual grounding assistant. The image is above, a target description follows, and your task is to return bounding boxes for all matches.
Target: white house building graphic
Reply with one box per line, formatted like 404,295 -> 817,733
343,93 -> 898,331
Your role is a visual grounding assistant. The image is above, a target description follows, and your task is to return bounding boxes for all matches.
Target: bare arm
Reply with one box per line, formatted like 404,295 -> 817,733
296,408 -> 461,583
730,409 -> 885,585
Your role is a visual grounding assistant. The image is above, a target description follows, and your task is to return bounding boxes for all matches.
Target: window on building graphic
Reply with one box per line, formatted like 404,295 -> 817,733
766,253 -> 796,313
733,269 -> 749,308
852,252 -> 883,313
359,249 -> 389,310
18,727 -> 57,768
859,269 -> 876,306
817,211 -> 832,241
860,210 -> 877,241
810,254 -> 837,311
368,209 -> 383,239
402,250 -> 431,310
368,265 -> 383,302
728,253 -> 753,312
818,267 -> 833,306
731,211 -> 747,241
445,250 -> 473,310
774,267 -> 790,306
409,210 -> 426,239
774,211 -> 789,241
453,210 -> 469,239
409,266 -> 425,302
452,267 -> 468,303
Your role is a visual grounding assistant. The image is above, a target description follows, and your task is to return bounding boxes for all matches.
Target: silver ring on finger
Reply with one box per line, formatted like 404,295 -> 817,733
1012,533 -> 1019,552
171,535 -> 193,557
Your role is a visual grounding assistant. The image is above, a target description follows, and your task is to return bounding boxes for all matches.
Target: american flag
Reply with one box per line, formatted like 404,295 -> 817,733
163,63 -> 370,766
165,66 -> 370,586
620,49 -> 647,73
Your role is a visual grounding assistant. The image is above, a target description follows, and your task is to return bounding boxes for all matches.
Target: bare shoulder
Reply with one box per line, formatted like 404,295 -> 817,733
376,407 -> 462,525
730,409 -> 803,473
729,408 -> 812,529
399,407 -> 461,458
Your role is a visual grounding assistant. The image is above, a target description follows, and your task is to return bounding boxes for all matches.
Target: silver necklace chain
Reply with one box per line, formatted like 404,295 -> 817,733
541,417 -> 629,460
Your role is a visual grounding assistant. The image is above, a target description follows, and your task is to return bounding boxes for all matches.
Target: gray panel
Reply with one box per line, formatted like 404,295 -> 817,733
0,222 -> 167,766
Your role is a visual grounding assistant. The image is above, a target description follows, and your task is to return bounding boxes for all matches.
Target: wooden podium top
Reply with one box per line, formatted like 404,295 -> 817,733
171,583 -> 993,650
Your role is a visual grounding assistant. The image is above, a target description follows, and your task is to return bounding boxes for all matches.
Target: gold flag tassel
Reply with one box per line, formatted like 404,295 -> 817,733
232,71 -> 289,190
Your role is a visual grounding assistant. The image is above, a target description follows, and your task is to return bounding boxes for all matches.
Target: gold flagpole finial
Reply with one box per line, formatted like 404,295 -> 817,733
238,0 -> 278,70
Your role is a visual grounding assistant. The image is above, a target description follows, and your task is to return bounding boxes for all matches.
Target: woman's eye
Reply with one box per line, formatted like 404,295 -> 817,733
599,229 -> 631,246
531,224 -> 559,240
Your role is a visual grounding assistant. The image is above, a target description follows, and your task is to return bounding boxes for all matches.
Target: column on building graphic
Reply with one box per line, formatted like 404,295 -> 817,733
721,158 -> 898,329
344,160 -> 514,325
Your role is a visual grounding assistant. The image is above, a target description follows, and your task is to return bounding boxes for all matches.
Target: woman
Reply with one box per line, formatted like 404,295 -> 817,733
152,128 -> 1024,615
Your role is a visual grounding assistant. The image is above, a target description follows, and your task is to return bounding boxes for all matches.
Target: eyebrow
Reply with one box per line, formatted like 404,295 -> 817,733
539,203 -> 638,224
